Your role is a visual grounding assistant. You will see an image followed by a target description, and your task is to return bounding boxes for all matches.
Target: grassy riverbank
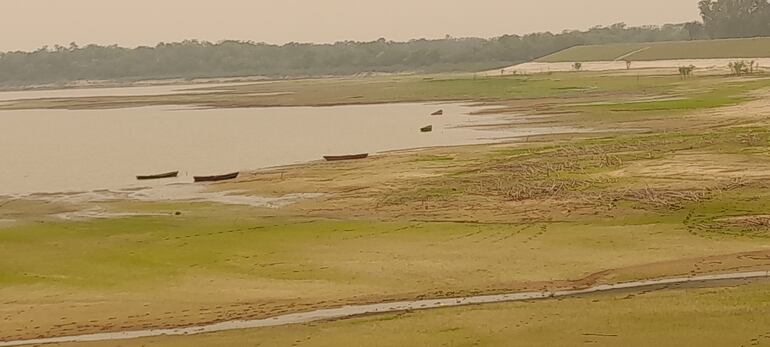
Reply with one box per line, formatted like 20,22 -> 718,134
0,72 -> 694,110
3,70 -> 770,345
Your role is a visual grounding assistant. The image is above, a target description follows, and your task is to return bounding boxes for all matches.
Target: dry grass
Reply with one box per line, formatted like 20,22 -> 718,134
51,279 -> 770,347
720,215 -> 770,230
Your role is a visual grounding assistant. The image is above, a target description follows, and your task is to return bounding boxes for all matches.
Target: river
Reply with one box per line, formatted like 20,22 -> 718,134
0,84 -> 577,195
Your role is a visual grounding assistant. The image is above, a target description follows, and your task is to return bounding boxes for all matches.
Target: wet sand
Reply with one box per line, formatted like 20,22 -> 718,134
1,271 -> 767,347
11,185 -> 326,220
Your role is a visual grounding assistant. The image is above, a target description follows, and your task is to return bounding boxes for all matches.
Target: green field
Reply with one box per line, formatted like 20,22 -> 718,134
537,37 -> 770,62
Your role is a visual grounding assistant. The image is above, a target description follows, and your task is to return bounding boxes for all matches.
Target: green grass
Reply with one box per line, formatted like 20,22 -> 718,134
538,37 -> 770,63
557,76 -> 770,126
412,74 -> 670,99
594,79 -> 764,112
3,69 -> 760,113
3,194 -> 768,291
8,207 -> 767,340
57,279 -> 770,347
412,154 -> 456,162
0,72 -> 681,110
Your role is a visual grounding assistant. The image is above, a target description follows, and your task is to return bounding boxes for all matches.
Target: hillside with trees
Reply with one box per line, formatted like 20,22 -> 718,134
699,0 -> 770,38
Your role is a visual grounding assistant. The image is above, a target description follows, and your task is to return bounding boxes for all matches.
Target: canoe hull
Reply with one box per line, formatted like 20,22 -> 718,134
323,153 -> 369,161
431,110 -> 444,116
136,171 -> 179,180
420,125 -> 433,132
194,172 -> 239,182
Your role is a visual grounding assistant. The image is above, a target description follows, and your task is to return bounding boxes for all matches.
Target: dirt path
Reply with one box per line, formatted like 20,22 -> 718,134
614,47 -> 651,61
2,271 -> 768,347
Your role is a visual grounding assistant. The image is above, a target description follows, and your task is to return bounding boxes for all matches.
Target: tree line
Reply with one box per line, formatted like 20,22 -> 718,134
698,0 -> 770,39
0,24 -> 689,87
2,0 -> 769,87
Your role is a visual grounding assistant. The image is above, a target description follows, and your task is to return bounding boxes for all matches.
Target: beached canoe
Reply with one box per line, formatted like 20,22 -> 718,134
323,153 -> 369,161
431,109 -> 444,116
193,172 -> 239,182
136,171 -> 179,180
420,125 -> 433,132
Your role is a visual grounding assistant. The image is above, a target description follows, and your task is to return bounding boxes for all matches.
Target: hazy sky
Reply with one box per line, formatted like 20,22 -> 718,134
2,0 -> 701,52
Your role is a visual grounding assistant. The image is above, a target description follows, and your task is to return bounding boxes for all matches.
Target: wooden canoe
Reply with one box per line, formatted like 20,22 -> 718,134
323,153 -> 369,161
420,125 -> 433,132
136,171 -> 179,180
431,109 -> 444,116
193,172 -> 239,182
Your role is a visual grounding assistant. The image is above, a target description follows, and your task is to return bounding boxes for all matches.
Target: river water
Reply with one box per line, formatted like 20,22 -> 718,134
0,85 -> 578,195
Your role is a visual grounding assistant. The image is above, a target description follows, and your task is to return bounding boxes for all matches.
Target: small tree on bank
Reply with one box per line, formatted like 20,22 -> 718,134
679,65 -> 696,78
572,62 -> 583,71
728,60 -> 757,76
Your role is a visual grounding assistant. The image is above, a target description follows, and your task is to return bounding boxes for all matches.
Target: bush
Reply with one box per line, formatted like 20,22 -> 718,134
572,62 -> 583,71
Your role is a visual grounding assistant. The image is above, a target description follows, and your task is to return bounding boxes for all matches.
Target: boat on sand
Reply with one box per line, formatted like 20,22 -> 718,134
323,153 -> 369,161
136,171 -> 179,180
193,172 -> 239,182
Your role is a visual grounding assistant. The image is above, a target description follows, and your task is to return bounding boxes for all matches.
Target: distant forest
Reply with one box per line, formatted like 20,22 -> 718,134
699,0 -> 770,38
1,0 -> 769,87
0,24 -> 691,86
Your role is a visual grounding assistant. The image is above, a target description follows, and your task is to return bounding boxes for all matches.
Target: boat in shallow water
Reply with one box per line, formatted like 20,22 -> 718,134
323,153 -> 369,161
136,171 -> 179,180
193,172 -> 239,182
431,109 -> 444,116
420,125 -> 433,132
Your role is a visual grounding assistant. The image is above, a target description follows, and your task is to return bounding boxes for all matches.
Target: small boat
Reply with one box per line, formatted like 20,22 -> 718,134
193,172 -> 239,182
323,153 -> 369,161
431,109 -> 444,116
420,125 -> 433,132
136,171 -> 179,180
